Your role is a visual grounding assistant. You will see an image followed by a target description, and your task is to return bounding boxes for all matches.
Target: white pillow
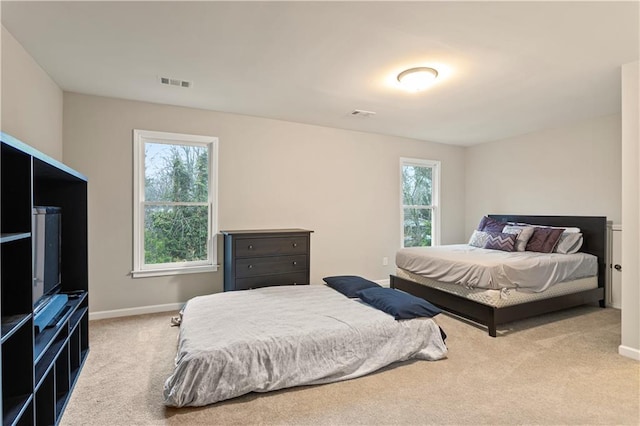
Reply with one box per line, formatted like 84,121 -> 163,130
554,232 -> 583,254
468,230 -> 490,248
511,222 -> 581,234
560,227 -> 581,234
502,225 -> 535,252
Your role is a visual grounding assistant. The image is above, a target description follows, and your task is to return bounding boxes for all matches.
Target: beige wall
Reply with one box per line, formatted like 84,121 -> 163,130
620,60 -> 639,360
63,93 -> 466,314
464,114 -> 622,236
3,23 -> 636,346
1,25 -> 63,159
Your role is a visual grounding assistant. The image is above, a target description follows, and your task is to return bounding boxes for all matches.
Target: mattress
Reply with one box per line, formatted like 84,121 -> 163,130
163,285 -> 447,407
396,244 -> 597,292
396,268 -> 598,308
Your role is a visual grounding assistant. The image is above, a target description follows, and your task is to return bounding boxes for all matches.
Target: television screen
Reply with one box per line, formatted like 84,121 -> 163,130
33,206 -> 62,310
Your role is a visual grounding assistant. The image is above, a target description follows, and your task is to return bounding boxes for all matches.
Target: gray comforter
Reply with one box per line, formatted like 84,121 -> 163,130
163,285 -> 447,407
396,244 -> 597,292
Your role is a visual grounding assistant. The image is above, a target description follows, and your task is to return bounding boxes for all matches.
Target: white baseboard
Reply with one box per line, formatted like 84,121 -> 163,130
90,281 -> 394,320
618,344 -> 640,361
89,302 -> 184,321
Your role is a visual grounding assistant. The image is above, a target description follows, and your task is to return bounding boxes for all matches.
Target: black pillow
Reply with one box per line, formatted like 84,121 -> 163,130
323,275 -> 381,298
354,287 -> 441,320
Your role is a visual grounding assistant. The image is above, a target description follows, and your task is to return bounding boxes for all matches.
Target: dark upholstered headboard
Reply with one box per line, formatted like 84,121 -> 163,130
488,215 -> 607,290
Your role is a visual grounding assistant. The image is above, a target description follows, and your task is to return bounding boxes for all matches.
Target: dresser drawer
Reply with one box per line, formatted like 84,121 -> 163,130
222,229 -> 313,292
236,254 -> 307,278
235,236 -> 308,257
235,272 -> 309,290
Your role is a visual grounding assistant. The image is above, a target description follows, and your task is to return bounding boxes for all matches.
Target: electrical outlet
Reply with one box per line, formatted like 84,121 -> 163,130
382,257 -> 389,266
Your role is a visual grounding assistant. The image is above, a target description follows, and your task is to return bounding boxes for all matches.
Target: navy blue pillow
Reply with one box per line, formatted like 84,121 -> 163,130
323,275 -> 381,298
355,287 -> 441,320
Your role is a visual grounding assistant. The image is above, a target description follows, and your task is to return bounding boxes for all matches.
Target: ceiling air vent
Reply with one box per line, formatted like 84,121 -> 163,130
350,109 -> 376,118
159,76 -> 192,88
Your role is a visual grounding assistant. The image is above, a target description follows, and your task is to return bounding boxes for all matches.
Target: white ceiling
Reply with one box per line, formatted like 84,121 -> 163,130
2,1 -> 638,146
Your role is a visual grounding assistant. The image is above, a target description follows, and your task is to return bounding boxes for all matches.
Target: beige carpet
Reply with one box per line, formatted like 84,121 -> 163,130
61,305 -> 639,425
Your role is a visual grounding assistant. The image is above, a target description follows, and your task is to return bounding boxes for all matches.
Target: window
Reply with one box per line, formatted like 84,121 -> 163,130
400,158 -> 440,248
133,130 -> 218,277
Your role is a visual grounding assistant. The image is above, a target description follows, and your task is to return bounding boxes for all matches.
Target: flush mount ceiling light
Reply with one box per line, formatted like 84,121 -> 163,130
397,67 -> 438,92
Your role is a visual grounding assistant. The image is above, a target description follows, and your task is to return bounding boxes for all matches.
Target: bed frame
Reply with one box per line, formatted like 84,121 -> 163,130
390,215 -> 607,337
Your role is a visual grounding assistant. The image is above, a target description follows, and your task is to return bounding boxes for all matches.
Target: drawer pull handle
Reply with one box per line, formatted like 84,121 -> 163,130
248,244 -> 253,250
292,261 -> 298,266
248,265 -> 253,269
292,242 -> 298,248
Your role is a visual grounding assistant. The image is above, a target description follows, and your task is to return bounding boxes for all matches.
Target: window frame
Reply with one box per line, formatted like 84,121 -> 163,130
132,129 -> 219,278
400,157 -> 441,248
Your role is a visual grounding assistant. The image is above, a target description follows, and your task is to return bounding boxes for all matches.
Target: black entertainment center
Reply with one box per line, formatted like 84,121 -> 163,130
1,132 -> 89,425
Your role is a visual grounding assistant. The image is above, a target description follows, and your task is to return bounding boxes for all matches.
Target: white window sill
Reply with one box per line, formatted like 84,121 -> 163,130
131,264 -> 219,278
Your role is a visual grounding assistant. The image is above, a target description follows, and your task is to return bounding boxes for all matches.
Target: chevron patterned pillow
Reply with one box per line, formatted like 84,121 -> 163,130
483,232 -> 517,252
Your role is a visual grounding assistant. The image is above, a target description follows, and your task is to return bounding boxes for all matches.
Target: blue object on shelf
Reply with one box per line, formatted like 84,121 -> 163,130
34,293 -> 68,332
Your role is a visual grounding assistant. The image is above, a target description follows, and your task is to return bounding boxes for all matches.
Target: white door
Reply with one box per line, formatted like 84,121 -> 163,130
610,225 -> 622,309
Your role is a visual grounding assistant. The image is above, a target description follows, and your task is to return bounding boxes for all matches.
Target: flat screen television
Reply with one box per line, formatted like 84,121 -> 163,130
33,206 -> 62,311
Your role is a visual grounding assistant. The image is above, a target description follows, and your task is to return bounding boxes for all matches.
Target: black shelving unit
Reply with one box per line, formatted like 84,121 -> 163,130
1,132 -> 89,425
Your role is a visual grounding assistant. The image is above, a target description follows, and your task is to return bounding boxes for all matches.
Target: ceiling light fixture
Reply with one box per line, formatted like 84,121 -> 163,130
397,67 -> 438,92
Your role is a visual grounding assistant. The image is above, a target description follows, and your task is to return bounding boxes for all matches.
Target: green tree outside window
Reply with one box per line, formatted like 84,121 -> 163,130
401,160 -> 438,247
144,143 -> 209,264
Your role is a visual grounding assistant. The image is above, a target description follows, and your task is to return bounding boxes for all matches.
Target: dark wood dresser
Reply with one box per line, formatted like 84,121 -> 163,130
221,229 -> 313,291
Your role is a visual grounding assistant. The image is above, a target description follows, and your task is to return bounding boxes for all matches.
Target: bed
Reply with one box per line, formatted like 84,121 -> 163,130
391,215 -> 606,337
163,284 -> 447,407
